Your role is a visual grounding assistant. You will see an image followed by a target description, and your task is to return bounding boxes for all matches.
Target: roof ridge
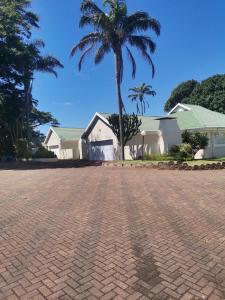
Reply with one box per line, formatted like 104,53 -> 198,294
53,126 -> 85,130
99,112 -> 162,118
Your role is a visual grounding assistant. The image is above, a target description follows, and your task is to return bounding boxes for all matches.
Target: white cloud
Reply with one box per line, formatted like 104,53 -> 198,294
64,101 -> 72,106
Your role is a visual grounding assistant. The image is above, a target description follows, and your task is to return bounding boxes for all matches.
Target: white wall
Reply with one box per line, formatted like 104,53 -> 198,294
125,134 -> 160,160
86,118 -> 120,159
159,119 -> 182,153
204,131 -> 225,158
46,130 -> 60,147
45,130 -> 80,160
61,141 -> 80,160
46,130 -> 61,158
183,130 -> 225,159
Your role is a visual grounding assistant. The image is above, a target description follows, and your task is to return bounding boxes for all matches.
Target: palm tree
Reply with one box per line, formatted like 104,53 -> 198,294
71,0 -> 160,160
128,83 -> 156,115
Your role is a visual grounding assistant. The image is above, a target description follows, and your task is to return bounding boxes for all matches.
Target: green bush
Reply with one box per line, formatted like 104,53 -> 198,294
143,153 -> 171,161
15,139 -> 31,159
169,143 -> 192,160
32,147 -> 56,159
182,130 -> 209,156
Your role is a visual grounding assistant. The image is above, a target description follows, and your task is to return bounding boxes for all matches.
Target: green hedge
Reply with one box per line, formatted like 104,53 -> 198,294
32,147 -> 56,159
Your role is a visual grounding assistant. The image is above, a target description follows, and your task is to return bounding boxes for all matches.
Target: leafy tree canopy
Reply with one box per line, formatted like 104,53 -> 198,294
164,80 -> 199,112
164,75 -> 225,114
0,0 -> 63,158
108,114 -> 142,145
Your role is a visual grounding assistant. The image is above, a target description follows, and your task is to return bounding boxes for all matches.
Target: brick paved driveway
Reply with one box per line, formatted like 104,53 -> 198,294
1,167 -> 225,300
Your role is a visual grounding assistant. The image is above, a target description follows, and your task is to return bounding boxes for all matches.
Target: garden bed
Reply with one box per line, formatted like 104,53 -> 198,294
103,160 -> 225,171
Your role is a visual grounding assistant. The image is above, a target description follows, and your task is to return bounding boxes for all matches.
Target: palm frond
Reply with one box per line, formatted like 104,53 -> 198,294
95,44 -> 110,64
81,0 -> 104,14
126,47 -> 136,78
70,33 -> 102,57
79,13 -> 109,29
103,0 -> 125,9
124,12 -> 161,36
130,35 -> 156,53
128,36 -> 155,77
35,56 -> 64,77
78,45 -> 95,71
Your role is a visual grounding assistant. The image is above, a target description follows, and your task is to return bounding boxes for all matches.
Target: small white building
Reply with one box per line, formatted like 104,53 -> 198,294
44,127 -> 84,160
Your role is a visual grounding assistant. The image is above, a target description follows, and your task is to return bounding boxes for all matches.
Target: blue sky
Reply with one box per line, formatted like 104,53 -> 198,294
31,0 -> 225,133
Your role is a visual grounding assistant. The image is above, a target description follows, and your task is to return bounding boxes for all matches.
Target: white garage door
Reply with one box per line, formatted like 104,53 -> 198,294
89,140 -> 115,161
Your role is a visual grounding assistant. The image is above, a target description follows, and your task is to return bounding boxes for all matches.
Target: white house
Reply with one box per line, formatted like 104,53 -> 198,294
44,127 -> 84,160
81,112 -> 181,161
44,103 -> 225,161
169,103 -> 225,158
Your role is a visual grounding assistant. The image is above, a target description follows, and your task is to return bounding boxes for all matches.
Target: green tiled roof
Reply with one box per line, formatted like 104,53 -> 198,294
100,113 -> 162,131
52,127 -> 84,141
171,104 -> 225,130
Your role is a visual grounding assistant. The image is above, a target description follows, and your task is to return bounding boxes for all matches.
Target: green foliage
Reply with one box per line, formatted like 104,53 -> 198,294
143,153 -> 171,161
164,75 -> 225,114
107,114 -> 142,145
15,139 -> 31,159
164,80 -> 199,112
169,143 -> 192,160
182,130 -> 209,156
128,83 -> 156,115
72,0 -> 160,78
185,75 -> 225,114
170,131 -> 209,161
0,0 -> 63,157
32,147 -> 56,159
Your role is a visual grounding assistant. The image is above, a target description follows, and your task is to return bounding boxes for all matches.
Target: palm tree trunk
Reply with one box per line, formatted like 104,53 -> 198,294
114,51 -> 125,160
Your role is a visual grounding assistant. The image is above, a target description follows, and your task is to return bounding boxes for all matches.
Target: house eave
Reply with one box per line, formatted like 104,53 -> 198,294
168,103 -> 191,115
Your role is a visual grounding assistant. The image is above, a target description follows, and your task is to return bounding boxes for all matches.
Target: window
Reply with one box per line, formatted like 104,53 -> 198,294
214,132 -> 225,145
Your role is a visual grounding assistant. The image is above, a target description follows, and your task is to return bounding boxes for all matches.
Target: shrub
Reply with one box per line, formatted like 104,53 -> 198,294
15,139 -> 31,159
169,143 -> 192,160
182,130 -> 208,156
32,147 -> 56,159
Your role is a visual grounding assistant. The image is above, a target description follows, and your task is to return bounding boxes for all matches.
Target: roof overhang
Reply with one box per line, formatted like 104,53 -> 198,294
168,103 -> 191,115
44,126 -> 58,145
141,130 -> 161,136
184,127 -> 225,132
81,112 -> 110,139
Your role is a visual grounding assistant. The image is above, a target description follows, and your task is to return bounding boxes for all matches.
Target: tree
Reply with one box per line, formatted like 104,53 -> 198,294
128,83 -> 156,115
71,0 -> 160,160
164,80 -> 199,112
182,130 -> 209,157
19,40 -> 63,143
185,75 -> 225,114
164,75 -> 225,114
108,113 -> 142,146
0,0 -> 63,158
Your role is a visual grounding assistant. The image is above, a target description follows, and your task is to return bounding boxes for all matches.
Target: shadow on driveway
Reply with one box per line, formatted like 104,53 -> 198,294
0,160 -> 103,171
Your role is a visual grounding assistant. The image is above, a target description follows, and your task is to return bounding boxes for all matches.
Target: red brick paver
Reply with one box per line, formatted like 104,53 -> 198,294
1,167 -> 225,299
